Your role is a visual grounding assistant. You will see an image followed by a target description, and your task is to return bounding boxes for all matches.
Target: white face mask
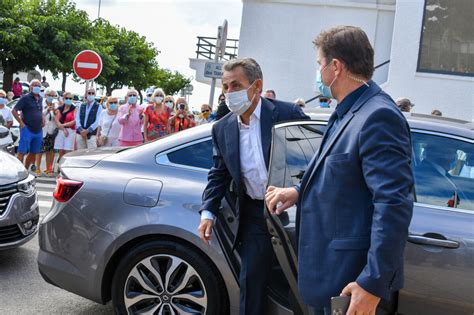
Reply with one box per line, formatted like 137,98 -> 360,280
225,82 -> 257,116
155,96 -> 164,103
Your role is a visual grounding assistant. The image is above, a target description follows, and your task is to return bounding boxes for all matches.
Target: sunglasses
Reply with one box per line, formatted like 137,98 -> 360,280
201,109 -> 210,113
87,92 -> 95,95
109,102 -> 117,105
65,97 -> 72,100
319,98 -> 329,102
147,94 -> 153,97
128,94 -> 138,97
165,101 -> 173,104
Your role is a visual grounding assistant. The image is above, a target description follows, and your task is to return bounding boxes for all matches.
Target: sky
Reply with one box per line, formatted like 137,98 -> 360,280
44,0 -> 243,110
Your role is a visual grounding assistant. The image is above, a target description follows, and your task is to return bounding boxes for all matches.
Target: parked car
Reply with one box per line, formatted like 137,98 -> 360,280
37,111 -> 474,315
0,151 -> 39,249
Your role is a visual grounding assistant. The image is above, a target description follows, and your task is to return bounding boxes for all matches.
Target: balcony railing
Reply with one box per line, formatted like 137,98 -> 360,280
196,36 -> 239,61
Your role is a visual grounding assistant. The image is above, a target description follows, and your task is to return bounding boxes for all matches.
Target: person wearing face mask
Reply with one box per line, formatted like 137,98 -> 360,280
169,98 -> 196,134
0,90 -> 14,129
96,97 -> 121,147
54,91 -> 76,161
143,88 -> 170,142
196,104 -> 212,125
118,89 -> 144,146
318,97 -> 332,108
75,87 -> 103,149
197,58 -> 308,315
35,88 -> 59,176
143,87 -> 155,108
164,96 -> 175,114
265,26 -> 413,315
12,79 -> 45,170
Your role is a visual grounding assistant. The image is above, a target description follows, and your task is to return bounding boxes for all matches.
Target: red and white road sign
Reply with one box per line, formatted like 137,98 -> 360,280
73,50 -> 103,80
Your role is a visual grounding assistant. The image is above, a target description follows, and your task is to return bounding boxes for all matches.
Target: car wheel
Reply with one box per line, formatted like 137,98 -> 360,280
112,239 -> 227,315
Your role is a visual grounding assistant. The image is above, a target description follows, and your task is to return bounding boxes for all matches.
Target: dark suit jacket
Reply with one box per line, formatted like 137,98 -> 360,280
297,81 -> 414,307
200,97 -> 309,220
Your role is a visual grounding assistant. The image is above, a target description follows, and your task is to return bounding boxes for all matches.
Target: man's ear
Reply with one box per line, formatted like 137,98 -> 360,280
333,58 -> 344,77
254,79 -> 263,94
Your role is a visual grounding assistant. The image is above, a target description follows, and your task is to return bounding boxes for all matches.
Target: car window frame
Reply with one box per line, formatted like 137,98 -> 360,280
155,136 -> 212,172
411,128 -> 474,214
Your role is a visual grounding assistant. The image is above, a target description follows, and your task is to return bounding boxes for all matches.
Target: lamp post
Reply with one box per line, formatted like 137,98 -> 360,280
98,0 -> 102,19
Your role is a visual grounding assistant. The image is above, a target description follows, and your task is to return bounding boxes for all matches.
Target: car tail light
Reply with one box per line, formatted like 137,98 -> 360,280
53,177 -> 83,203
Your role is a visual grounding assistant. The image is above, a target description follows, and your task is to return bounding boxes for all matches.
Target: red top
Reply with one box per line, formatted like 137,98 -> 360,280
57,105 -> 76,130
12,82 -> 22,97
145,105 -> 170,139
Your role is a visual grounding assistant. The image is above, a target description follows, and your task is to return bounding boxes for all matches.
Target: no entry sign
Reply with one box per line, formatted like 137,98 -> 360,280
73,50 -> 103,80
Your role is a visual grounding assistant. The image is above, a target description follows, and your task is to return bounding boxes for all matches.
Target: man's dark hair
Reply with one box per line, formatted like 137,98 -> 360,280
265,89 -> 276,98
313,26 -> 374,79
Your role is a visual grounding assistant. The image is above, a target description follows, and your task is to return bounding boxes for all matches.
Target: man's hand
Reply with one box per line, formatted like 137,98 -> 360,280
265,186 -> 299,214
80,129 -> 88,139
341,282 -> 381,315
19,122 -> 25,129
198,219 -> 214,245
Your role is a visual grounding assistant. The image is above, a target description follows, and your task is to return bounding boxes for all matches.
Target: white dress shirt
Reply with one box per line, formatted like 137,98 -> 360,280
201,98 -> 268,221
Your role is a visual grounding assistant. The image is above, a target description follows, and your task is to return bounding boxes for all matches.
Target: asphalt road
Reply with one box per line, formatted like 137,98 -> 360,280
0,176 -> 114,314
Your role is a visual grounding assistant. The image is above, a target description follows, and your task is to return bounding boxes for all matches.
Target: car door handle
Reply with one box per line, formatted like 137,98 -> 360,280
408,235 -> 459,249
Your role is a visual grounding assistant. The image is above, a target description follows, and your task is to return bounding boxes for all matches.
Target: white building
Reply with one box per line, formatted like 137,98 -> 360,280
191,0 -> 473,120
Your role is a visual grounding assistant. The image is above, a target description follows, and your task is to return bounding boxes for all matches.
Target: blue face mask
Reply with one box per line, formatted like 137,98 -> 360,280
32,86 -> 41,95
128,96 -> 137,104
87,95 -> 95,102
109,103 -> 118,111
65,99 -> 73,106
319,101 -> 329,108
47,96 -> 55,104
0,97 -> 7,105
316,62 -> 337,99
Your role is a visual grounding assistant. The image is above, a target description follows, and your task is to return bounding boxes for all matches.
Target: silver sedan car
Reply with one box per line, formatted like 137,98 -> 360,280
38,112 -> 474,315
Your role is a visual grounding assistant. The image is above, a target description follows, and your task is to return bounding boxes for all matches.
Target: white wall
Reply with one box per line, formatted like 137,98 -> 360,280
238,0 -> 395,106
384,0 -> 474,121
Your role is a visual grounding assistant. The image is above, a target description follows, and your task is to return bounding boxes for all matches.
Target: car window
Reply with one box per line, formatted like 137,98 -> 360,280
412,132 -> 474,210
166,139 -> 213,169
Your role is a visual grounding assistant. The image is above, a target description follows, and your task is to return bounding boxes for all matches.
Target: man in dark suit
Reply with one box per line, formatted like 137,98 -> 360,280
198,58 -> 308,315
266,26 -> 414,315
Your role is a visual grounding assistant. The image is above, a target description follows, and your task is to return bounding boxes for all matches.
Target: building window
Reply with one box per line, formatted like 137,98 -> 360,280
418,0 -> 473,76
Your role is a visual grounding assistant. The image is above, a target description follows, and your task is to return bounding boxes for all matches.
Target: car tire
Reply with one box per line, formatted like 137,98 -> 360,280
112,239 -> 227,315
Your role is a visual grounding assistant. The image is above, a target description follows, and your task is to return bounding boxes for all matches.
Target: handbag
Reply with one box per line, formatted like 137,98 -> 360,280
97,114 -> 116,147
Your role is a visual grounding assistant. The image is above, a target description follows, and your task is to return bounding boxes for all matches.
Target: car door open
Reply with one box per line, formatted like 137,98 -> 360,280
264,121 -> 327,315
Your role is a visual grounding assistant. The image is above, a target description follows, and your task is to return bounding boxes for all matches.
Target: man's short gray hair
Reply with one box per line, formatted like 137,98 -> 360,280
223,58 -> 263,83
29,79 -> 41,86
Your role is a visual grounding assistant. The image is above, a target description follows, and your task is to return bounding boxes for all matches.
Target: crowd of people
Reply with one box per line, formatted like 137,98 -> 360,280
0,72 -> 446,177
0,79 -> 227,176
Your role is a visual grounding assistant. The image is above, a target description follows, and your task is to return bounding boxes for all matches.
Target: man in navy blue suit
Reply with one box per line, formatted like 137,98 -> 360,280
266,26 -> 414,315
198,58 -> 308,315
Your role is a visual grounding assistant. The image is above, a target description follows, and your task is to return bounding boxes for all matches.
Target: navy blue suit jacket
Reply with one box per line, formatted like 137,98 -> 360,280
297,81 -> 414,307
200,97 -> 309,220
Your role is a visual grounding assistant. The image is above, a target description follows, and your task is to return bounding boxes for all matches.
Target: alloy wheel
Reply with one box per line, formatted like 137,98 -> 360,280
123,254 -> 207,315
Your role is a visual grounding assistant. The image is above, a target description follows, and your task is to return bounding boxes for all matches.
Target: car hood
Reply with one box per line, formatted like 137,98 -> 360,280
0,151 -> 28,185
60,147 -> 124,168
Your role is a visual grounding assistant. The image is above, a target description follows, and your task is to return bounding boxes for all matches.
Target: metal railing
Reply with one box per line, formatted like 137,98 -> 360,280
196,36 -> 239,61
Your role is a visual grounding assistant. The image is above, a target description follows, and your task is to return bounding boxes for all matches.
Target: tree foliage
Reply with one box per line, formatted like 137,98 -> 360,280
0,0 -> 188,95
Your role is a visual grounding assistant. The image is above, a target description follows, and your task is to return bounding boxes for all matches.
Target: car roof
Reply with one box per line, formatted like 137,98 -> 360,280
117,108 -> 472,164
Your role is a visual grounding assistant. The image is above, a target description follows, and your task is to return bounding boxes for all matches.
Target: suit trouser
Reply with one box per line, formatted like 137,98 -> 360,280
237,195 -> 273,315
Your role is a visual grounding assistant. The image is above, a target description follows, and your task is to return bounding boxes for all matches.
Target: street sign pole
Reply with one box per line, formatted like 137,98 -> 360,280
208,27 -> 220,108
208,20 -> 227,109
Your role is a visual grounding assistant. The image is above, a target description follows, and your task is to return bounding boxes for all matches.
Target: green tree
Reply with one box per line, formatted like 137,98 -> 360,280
0,0 -> 42,91
154,69 -> 191,96
35,0 -> 93,91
